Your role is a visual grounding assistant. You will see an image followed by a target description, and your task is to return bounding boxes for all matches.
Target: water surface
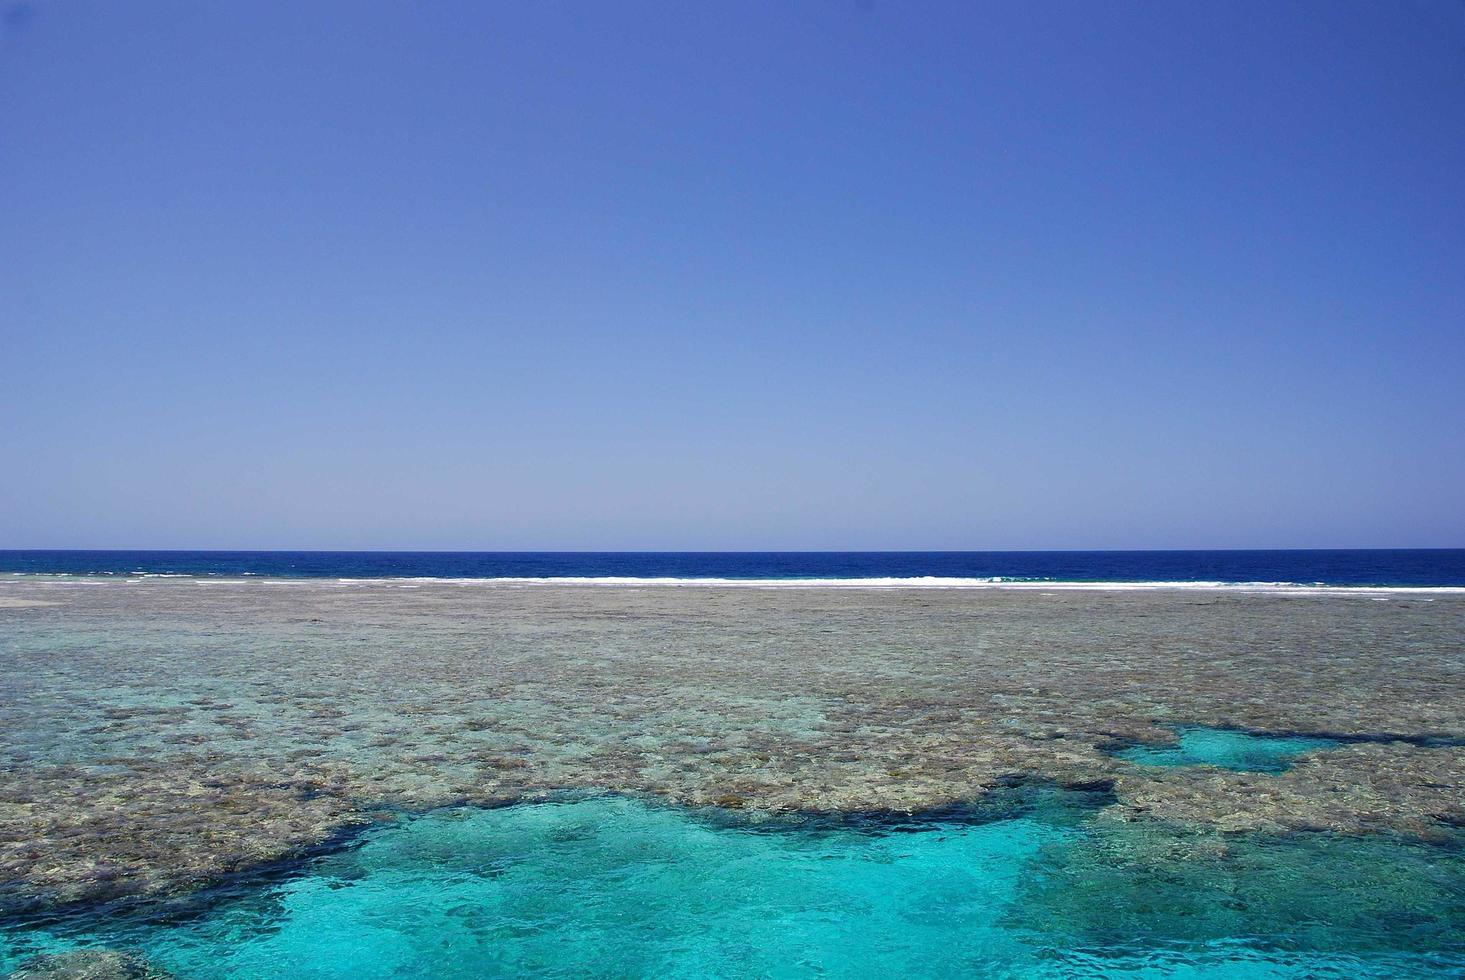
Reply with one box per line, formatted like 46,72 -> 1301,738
4,795 -> 1461,979
3,550 -> 1464,586
2,577 -> 1463,977
1114,727 -> 1340,773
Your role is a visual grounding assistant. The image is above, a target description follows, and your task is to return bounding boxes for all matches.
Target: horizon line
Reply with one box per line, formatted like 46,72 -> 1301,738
3,547 -> 1464,555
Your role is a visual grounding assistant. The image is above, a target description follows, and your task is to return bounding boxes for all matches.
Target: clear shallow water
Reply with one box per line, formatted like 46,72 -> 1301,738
4,581 -> 1464,977
1115,727 -> 1340,774
3,550 -> 1465,586
3,796 -> 1462,979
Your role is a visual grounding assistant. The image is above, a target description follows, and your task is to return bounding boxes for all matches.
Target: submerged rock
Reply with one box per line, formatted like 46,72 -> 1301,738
5,949 -> 173,980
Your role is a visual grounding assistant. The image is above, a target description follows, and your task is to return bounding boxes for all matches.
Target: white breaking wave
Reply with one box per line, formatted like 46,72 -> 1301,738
4,574 -> 1462,595
313,576 -> 1464,595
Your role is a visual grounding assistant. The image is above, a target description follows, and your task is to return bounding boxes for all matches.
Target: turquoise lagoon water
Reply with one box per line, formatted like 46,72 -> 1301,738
1114,727 -> 1340,774
3,795 -> 1462,979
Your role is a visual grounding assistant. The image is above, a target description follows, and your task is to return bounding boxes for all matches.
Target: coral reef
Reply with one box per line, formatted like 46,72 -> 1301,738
1,578 -> 1461,914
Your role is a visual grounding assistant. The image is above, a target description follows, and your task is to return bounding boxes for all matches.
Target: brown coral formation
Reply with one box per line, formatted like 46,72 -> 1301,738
1,577 -> 1461,914
5,949 -> 172,979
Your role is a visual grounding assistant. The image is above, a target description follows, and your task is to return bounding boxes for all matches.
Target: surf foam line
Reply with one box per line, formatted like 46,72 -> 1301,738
313,576 -> 1465,594
4,575 -> 1463,594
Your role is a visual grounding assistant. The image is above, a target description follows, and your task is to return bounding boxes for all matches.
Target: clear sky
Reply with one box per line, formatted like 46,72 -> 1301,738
2,1 -> 1463,550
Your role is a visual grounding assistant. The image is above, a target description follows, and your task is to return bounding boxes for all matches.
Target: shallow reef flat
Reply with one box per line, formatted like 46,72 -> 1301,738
1,576 -> 1463,920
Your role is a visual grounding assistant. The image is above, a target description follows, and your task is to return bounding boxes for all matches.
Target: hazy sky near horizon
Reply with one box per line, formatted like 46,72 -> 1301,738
3,1 -> 1463,550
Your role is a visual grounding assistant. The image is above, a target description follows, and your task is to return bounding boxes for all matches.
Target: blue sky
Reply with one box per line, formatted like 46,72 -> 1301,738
3,1 -> 1463,549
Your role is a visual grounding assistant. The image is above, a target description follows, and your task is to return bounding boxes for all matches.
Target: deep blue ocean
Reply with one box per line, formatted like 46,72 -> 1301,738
1,549 -> 1463,585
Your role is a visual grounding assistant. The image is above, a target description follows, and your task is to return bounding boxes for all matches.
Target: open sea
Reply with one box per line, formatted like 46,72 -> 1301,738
3,548 -> 1464,586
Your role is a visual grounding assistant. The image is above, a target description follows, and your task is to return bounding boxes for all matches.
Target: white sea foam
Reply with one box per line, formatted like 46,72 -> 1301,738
4,573 -> 1462,595
276,576 -> 1465,595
